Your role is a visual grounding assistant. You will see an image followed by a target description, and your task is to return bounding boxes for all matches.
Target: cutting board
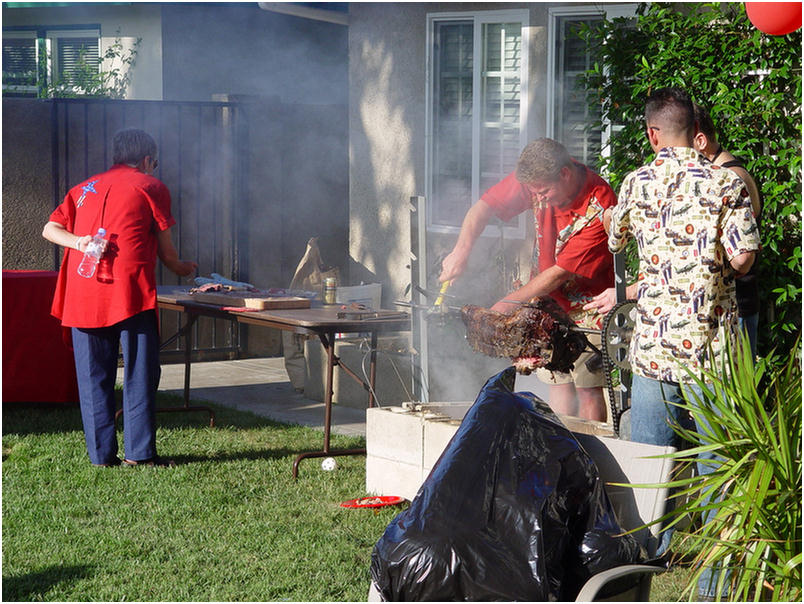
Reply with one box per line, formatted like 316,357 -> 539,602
189,291 -> 311,310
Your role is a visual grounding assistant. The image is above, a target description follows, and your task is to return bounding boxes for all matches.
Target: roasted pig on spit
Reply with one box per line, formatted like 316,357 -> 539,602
461,298 -> 588,375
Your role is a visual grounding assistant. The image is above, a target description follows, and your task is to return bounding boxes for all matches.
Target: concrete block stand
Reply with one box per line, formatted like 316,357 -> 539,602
366,403 -> 613,501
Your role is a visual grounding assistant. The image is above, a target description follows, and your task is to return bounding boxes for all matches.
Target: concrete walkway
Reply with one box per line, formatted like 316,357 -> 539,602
124,357 -> 369,438
137,358 -> 552,440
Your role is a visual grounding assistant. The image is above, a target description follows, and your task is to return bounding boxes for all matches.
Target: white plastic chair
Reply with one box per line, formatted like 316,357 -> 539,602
572,433 -> 675,601
368,432 -> 675,602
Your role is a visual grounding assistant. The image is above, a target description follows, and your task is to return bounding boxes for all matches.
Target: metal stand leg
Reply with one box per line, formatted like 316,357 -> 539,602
116,313 -> 215,427
161,313 -> 216,426
368,331 -> 378,408
291,331 -> 367,478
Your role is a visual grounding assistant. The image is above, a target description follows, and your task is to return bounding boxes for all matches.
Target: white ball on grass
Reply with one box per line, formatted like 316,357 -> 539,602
321,457 -> 338,471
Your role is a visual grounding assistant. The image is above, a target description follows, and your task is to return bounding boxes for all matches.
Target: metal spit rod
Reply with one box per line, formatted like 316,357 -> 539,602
395,299 -> 601,336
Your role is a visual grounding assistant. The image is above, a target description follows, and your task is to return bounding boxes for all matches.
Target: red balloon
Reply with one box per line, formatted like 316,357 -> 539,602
745,2 -> 802,35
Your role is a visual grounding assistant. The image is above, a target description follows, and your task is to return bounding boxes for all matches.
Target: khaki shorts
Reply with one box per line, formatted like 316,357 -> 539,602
532,332 -> 604,389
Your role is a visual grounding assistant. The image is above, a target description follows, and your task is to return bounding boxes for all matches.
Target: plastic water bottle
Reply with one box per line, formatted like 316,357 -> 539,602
77,228 -> 108,278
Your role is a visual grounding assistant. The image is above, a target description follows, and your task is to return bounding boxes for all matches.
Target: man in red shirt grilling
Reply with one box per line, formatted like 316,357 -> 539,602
439,138 -> 615,422
43,128 -> 197,467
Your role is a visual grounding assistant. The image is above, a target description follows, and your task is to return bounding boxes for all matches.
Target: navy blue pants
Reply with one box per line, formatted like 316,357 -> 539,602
72,310 -> 160,465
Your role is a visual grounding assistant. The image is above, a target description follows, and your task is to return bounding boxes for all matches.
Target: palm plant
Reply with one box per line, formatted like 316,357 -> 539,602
654,334 -> 802,601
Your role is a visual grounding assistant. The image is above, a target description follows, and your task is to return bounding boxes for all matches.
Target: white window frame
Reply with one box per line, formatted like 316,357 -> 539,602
2,30 -> 44,95
2,26 -> 100,95
425,9 -> 530,238
546,4 -> 636,175
47,28 -> 101,88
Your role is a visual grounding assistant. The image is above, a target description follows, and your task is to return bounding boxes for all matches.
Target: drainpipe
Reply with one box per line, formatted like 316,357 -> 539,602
257,3 -> 349,25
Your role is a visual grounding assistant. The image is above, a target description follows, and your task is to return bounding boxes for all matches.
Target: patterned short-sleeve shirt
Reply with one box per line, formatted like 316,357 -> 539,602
609,147 -> 760,383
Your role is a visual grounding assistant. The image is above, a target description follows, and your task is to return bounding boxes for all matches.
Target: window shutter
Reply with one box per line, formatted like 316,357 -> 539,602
555,18 -> 602,167
57,37 -> 99,85
432,21 -> 474,226
480,22 -> 522,196
2,37 -> 37,87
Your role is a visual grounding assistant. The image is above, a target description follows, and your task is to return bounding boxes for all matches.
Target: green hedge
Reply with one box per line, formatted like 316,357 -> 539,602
578,2 -> 801,355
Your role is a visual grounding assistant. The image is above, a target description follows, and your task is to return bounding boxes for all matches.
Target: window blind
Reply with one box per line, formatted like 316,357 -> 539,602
2,36 -> 37,87
554,17 -> 602,167
56,36 -> 99,85
430,16 -> 525,230
479,22 -> 521,196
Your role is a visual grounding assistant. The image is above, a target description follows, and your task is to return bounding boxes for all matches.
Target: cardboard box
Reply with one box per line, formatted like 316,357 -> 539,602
336,283 -> 382,309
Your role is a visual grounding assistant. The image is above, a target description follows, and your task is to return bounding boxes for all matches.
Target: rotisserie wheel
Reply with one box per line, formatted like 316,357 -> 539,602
461,298 -> 587,374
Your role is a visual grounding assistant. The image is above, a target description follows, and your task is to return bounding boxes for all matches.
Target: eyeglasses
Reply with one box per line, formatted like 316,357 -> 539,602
152,159 -> 159,170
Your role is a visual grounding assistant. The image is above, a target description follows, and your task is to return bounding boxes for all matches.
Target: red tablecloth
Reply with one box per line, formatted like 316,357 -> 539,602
2,270 -> 79,403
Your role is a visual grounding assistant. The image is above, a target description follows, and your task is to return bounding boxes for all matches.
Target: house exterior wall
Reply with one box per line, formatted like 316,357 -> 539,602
2,3 -> 164,100
160,4 -> 348,106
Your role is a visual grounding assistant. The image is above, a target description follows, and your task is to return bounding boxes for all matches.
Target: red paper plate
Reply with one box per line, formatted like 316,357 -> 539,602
340,495 -> 406,508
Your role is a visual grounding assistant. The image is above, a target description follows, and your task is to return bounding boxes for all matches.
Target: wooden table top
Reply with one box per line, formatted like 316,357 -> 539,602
157,285 -> 411,334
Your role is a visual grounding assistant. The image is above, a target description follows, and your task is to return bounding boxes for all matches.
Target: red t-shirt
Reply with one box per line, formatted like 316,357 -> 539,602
482,165 -> 616,327
49,164 -> 176,328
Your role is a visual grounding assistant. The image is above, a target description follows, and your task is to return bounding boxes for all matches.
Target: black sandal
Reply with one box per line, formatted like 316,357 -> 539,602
93,457 -> 122,467
122,457 -> 176,467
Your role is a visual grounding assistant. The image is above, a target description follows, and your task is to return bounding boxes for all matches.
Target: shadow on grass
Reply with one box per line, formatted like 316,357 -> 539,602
2,564 -> 93,601
1,403 -> 84,436
164,445 -> 367,466
3,400 -> 365,468
2,395 -> 292,438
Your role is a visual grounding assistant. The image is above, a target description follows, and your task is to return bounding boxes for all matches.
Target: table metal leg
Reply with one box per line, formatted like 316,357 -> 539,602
292,331 -> 366,478
162,313 -> 215,426
116,313 -> 215,427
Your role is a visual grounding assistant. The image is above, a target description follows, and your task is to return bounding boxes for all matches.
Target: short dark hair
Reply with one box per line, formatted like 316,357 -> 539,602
515,138 -> 573,183
112,128 -> 157,165
644,87 -> 694,137
692,102 -> 717,140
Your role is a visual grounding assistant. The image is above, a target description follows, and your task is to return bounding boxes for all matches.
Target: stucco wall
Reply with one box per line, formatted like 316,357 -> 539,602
160,4 -> 348,106
2,100 -> 55,270
347,2 -> 429,298
2,3 -> 164,100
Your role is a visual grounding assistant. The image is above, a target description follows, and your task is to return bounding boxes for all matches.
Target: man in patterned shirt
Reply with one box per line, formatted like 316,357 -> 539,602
606,88 -> 760,592
608,87 -> 759,444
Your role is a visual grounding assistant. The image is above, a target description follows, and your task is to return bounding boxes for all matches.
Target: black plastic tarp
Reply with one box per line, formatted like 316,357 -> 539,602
370,367 -> 645,601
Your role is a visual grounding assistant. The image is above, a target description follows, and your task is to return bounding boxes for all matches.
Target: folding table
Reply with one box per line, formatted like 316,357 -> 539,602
156,285 -> 410,477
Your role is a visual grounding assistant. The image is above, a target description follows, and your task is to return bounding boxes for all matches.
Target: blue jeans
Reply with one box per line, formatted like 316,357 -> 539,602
630,373 -> 726,597
72,310 -> 161,464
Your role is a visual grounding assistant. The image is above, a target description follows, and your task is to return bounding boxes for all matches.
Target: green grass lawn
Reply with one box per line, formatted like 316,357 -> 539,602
2,396 -> 400,601
3,395 -> 694,601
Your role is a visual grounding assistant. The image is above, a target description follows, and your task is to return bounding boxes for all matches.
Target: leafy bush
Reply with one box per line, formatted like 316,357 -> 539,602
578,2 -> 802,355
656,336 -> 802,601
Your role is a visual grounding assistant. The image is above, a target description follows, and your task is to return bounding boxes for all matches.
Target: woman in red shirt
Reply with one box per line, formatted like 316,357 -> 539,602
43,128 -> 197,467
